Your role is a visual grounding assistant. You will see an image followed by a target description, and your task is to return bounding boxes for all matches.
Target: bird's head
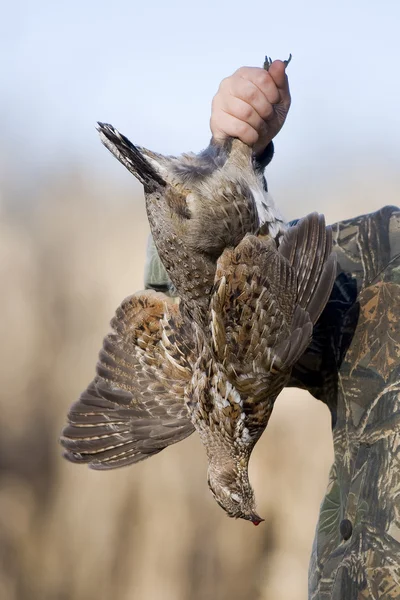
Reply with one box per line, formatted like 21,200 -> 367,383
207,461 -> 264,525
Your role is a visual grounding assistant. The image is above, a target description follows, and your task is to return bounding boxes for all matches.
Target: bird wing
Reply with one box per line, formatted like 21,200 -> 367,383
60,291 -> 195,469
210,213 -> 336,432
278,212 -> 337,323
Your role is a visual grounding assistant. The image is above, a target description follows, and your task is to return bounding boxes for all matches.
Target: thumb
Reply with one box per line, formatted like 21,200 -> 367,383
267,60 -> 291,106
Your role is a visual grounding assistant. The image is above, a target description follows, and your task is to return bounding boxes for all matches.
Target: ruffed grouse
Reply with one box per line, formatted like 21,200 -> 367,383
61,57 -> 336,524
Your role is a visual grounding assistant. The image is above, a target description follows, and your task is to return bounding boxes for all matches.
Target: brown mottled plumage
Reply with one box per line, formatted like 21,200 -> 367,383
61,199 -> 335,523
187,216 -> 335,522
61,291 -> 196,468
61,55 -> 336,522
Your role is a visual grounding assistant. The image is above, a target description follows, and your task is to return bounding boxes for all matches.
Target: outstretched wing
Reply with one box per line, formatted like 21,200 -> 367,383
60,290 -> 195,469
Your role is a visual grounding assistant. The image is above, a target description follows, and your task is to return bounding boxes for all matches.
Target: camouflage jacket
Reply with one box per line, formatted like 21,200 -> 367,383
144,205 -> 400,600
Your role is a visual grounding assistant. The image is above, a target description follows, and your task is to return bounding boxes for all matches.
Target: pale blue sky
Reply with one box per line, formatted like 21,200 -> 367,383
2,0 -> 400,214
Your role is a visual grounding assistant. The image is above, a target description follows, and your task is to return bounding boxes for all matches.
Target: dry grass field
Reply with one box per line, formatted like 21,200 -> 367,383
1,165 -> 398,600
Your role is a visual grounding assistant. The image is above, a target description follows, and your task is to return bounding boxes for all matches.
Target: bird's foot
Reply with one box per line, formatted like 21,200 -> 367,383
263,53 -> 292,71
263,55 -> 273,71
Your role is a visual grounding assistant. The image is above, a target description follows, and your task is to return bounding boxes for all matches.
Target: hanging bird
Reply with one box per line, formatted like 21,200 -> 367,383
61,55 -> 337,524
61,212 -> 335,523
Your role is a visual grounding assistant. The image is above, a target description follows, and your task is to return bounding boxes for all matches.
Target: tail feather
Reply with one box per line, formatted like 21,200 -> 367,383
97,122 -> 165,191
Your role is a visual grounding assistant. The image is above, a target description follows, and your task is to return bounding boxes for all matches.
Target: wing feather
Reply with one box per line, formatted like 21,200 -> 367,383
210,213 -> 336,435
60,291 -> 195,469
279,212 -> 337,322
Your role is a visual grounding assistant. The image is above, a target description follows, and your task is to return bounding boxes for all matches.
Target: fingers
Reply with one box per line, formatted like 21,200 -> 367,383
210,60 -> 291,149
210,108 -> 260,146
234,66 -> 282,108
214,94 -> 268,133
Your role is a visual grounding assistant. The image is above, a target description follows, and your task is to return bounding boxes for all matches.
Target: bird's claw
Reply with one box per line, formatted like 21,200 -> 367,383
263,53 -> 292,71
283,53 -> 292,68
263,56 -> 273,71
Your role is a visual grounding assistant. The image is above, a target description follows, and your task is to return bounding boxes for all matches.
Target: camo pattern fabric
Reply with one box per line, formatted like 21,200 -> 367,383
144,205 -> 400,599
293,205 -> 400,599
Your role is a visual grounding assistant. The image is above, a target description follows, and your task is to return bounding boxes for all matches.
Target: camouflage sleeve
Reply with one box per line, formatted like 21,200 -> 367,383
289,205 -> 400,407
294,205 -> 400,599
254,141 -> 274,171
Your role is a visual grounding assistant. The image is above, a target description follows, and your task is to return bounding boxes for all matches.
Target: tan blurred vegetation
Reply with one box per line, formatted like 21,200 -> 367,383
1,165 -> 399,600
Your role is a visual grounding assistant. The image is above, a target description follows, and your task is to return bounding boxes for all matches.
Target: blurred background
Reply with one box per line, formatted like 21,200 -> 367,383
1,1 -> 399,598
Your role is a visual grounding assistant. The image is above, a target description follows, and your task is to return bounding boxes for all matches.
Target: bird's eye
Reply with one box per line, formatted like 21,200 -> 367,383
231,493 -> 241,504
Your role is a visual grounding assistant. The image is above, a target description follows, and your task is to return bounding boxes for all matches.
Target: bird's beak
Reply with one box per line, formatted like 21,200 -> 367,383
250,513 -> 265,526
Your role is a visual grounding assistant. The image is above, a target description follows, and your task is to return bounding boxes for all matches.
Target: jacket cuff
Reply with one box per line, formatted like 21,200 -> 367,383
254,140 -> 274,170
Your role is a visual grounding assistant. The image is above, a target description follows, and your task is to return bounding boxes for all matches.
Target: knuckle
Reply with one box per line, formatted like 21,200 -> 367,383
233,121 -> 257,144
236,102 -> 253,122
242,84 -> 259,104
269,87 -> 281,105
235,121 -> 249,137
234,66 -> 248,76
254,69 -> 270,89
218,76 -> 230,91
262,102 -> 274,119
210,124 -> 227,142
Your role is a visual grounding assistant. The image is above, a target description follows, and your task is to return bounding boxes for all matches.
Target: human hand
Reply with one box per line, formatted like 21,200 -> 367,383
210,60 -> 291,155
